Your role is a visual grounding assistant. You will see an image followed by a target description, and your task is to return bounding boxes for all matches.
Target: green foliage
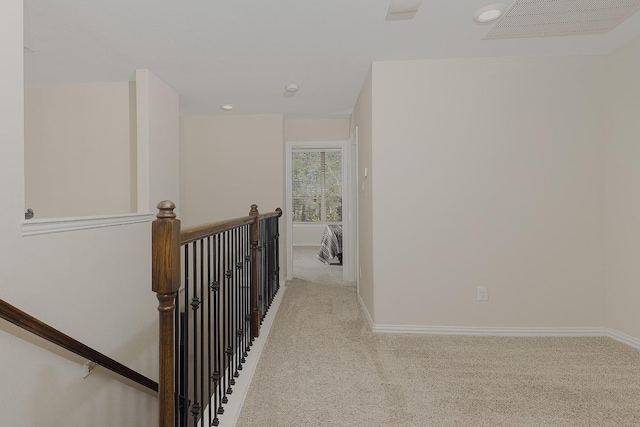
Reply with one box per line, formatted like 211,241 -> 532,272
292,151 -> 342,222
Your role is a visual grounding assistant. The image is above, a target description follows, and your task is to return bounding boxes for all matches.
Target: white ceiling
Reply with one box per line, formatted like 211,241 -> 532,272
24,0 -> 640,118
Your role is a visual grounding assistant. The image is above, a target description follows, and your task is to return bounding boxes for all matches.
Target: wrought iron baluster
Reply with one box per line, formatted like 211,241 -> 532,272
214,233 -> 224,417
221,231 -> 229,405
182,246 -> 190,427
191,242 -> 200,424
235,226 -> 242,377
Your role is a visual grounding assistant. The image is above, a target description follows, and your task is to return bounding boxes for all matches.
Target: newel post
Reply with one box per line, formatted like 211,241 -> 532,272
249,204 -> 260,340
152,201 -> 181,427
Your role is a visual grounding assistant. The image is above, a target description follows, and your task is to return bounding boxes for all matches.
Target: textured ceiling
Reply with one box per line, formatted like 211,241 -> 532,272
23,0 -> 640,118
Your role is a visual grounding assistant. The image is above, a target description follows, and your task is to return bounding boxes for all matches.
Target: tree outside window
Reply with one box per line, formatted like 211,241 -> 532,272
292,150 -> 342,223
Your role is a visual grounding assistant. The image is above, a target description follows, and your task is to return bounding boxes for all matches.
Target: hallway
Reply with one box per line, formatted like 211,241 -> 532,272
236,278 -> 640,426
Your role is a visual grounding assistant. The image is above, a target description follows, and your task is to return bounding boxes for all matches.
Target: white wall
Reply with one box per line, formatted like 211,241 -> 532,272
136,69 -> 180,214
0,3 -> 158,426
25,83 -> 133,218
369,56 -> 607,328
604,35 -> 640,340
353,68 -> 374,320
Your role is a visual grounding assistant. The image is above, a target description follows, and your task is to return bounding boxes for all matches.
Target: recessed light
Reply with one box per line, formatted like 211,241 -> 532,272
474,4 -> 505,23
285,84 -> 299,93
221,104 -> 233,111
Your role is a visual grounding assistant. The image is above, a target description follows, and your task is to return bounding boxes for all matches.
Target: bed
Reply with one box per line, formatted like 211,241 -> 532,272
317,224 -> 343,265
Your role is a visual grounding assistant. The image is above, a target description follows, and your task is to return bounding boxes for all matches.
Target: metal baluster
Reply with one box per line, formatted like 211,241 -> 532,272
215,233 -> 225,417
221,231 -> 229,405
191,242 -> 200,424
183,245 -> 190,427
235,226 -> 242,377
206,237 -> 213,427
200,240 -> 205,424
243,225 -> 249,362
275,218 -> 280,296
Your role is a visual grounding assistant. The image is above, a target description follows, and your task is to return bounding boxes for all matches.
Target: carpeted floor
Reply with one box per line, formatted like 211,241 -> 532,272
237,279 -> 640,426
292,246 -> 352,286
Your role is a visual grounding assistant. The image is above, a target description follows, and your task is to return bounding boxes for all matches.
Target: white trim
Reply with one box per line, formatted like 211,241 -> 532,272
20,212 -> 154,236
371,324 -> 605,336
208,281 -> 286,427
605,328 -> 640,350
357,293 -> 374,330
366,323 -> 640,350
285,140 -> 356,282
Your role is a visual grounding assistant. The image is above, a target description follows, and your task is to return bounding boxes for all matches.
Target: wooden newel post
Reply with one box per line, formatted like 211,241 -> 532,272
249,204 -> 260,340
152,200 -> 181,427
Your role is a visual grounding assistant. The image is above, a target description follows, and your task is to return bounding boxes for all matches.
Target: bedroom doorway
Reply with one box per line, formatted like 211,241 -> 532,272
285,138 -> 357,284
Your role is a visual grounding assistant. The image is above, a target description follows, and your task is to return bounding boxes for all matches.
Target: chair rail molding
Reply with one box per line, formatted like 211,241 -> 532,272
21,212 -> 154,236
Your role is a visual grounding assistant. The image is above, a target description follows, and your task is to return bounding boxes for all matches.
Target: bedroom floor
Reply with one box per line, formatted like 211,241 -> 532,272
292,246 -> 353,286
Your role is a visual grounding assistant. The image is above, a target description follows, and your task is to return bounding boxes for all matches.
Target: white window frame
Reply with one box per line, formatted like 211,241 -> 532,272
291,148 -> 342,224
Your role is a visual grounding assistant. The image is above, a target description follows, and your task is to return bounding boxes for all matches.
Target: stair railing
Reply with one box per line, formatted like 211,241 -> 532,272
0,299 -> 158,393
152,201 -> 282,427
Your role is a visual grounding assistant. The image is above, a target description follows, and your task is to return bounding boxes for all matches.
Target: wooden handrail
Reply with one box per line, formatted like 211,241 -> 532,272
0,298 -> 158,393
179,207 -> 283,245
258,207 -> 283,221
180,216 -> 254,245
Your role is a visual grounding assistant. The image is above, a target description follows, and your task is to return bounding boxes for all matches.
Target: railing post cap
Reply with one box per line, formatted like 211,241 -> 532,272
156,200 -> 177,219
250,204 -> 259,214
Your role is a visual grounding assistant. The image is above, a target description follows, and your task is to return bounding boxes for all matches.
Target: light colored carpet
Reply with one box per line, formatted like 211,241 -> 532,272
237,280 -> 640,427
293,246 -> 352,286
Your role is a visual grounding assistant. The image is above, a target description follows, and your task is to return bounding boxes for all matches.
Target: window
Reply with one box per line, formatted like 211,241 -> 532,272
292,150 -> 342,222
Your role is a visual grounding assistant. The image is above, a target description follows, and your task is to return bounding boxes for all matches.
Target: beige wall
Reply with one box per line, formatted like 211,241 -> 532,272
1,3 -> 158,425
284,118 -> 350,141
369,56 -> 607,327
293,224 -> 326,246
136,69 -> 180,214
353,68 -> 375,320
180,114 -> 287,276
25,83 -> 133,218
604,35 -> 640,339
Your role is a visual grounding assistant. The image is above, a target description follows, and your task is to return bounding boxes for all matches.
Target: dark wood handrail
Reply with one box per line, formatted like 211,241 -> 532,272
180,216 -> 254,245
258,207 -> 283,221
180,207 -> 283,246
0,298 -> 158,393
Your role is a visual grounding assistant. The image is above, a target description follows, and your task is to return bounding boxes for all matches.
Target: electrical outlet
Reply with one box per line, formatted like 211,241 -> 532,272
477,286 -> 488,301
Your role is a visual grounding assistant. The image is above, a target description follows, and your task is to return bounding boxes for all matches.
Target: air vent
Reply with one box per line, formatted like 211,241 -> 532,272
484,0 -> 640,39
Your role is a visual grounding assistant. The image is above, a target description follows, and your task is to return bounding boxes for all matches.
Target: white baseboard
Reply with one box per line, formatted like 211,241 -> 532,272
357,292 -> 374,329
371,325 -> 604,336
605,328 -> 640,350
365,321 -> 640,350
212,282 -> 286,427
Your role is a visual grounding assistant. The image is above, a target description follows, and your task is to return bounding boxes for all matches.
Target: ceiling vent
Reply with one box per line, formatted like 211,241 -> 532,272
386,0 -> 422,21
484,0 -> 640,39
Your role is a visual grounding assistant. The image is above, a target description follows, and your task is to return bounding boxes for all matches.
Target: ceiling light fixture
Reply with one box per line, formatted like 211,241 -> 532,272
285,84 -> 299,93
221,104 -> 233,111
474,4 -> 505,23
